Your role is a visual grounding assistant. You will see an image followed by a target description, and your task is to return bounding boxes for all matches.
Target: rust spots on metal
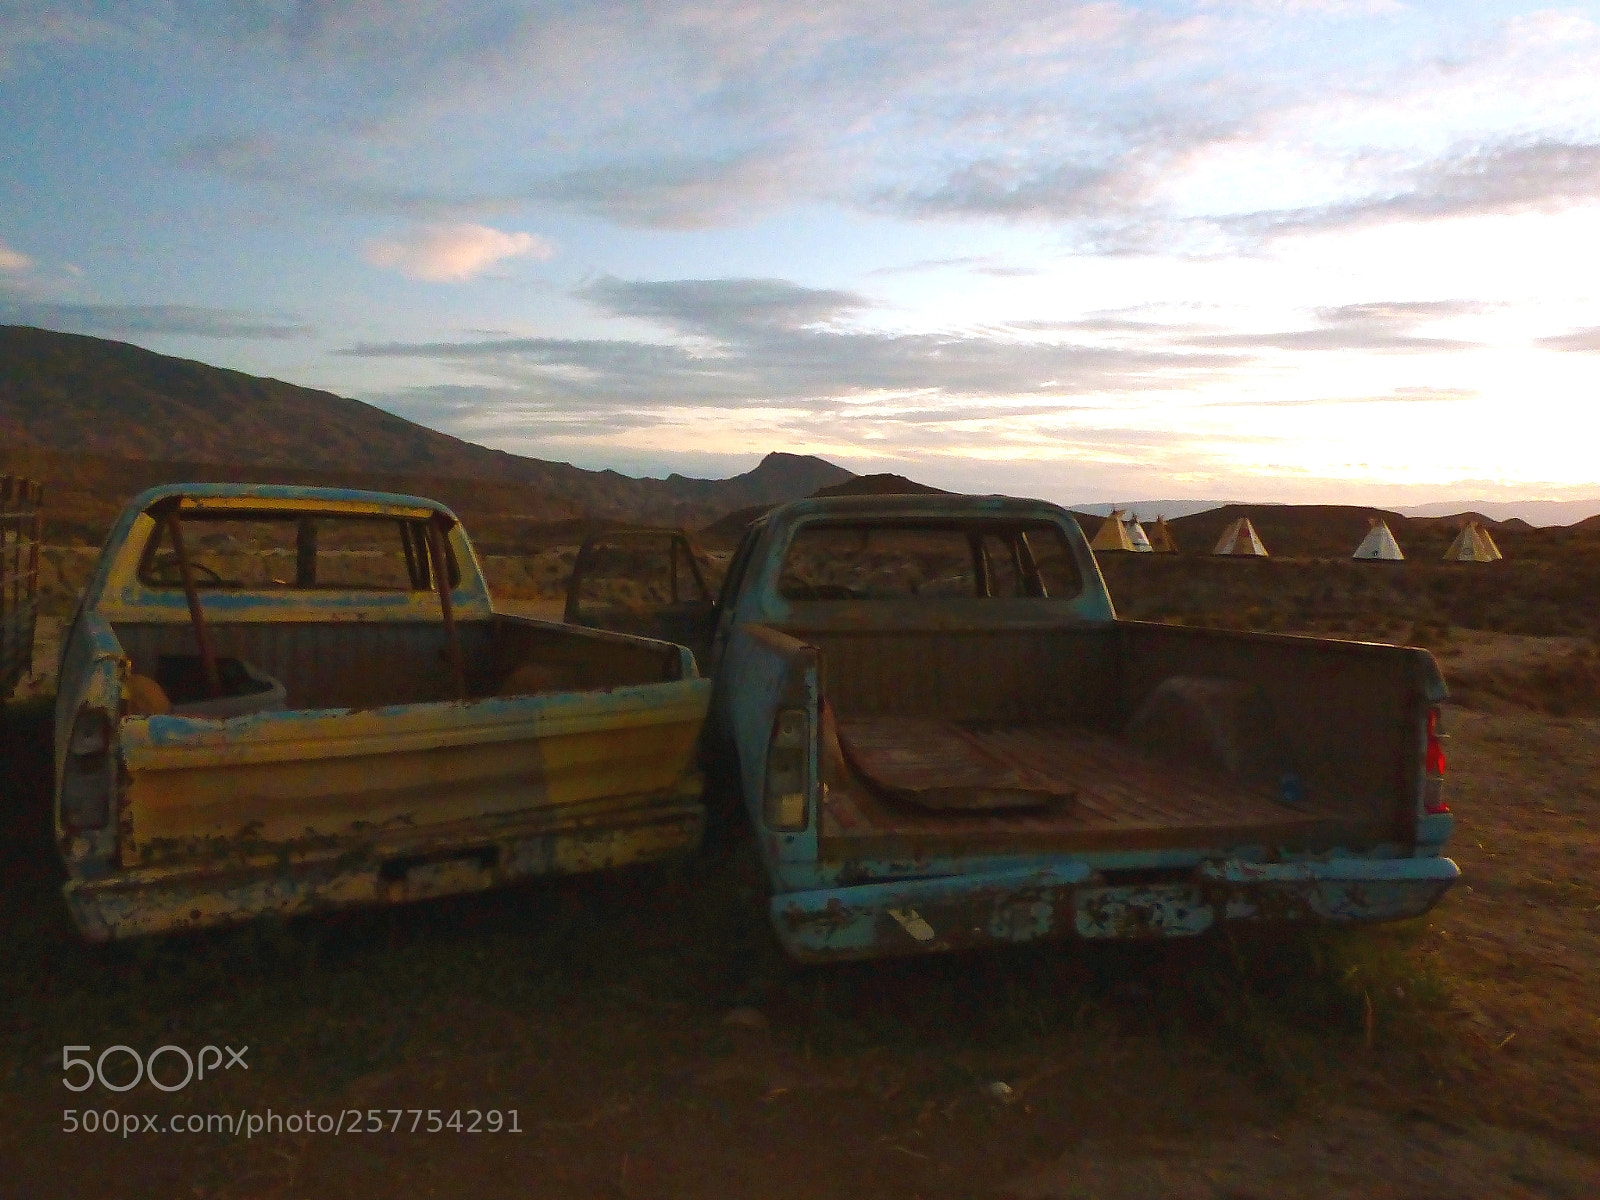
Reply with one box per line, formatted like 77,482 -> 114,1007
835,715 -> 1078,811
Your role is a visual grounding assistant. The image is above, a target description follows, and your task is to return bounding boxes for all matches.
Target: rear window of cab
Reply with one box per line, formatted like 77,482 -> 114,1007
777,521 -> 1082,602
136,511 -> 459,592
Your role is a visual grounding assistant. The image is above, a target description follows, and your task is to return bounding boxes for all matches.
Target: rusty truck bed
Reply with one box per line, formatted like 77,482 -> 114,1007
819,718 -> 1389,858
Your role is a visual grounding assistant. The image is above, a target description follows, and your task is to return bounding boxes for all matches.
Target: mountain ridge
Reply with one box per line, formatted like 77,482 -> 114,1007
0,325 -> 852,529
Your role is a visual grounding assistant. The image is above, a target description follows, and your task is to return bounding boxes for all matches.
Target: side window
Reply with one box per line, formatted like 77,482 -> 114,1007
568,532 -> 720,625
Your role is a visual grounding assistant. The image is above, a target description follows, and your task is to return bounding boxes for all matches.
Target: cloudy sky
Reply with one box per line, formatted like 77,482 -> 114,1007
3,0 -> 1599,506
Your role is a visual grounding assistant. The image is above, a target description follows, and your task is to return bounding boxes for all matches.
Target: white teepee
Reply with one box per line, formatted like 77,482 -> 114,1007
1122,511 -> 1154,552
1212,516 -> 1269,556
1352,518 -> 1404,560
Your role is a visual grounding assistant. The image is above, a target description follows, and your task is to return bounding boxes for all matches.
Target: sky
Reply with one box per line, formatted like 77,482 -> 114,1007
3,0 -> 1600,509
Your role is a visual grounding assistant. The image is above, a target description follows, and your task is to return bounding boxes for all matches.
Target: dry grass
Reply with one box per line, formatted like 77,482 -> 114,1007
4,682 -> 1599,1196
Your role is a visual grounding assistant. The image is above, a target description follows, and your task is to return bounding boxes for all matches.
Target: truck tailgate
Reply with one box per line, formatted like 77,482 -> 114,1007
118,678 -> 710,868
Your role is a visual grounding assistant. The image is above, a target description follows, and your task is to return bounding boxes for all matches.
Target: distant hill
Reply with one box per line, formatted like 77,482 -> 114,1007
1072,497 -> 1600,528
1397,498 -> 1600,526
697,473 -> 949,547
1068,499 -> 1236,521
0,325 -> 853,533
812,473 -> 948,498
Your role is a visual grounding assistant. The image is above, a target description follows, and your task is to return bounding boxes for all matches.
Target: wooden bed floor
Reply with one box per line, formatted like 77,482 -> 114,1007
819,718 -> 1378,855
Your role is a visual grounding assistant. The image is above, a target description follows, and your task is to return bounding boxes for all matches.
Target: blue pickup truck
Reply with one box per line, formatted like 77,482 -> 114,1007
568,494 -> 1458,961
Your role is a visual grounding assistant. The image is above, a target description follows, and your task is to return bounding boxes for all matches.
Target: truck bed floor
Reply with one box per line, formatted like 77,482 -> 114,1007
819,719 -> 1390,857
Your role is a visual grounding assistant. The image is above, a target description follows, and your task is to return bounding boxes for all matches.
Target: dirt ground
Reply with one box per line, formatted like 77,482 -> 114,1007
3,629 -> 1597,1199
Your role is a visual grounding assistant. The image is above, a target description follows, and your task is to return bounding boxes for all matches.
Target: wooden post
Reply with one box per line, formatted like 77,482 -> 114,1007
167,513 -> 223,699
427,518 -> 467,700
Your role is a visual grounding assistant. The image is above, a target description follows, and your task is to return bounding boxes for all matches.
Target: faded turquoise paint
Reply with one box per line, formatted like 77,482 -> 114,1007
136,674 -> 711,750
774,855 -> 1459,960
721,623 -> 819,857
54,482 -> 715,940
707,493 -> 1460,962
773,841 -> 1428,892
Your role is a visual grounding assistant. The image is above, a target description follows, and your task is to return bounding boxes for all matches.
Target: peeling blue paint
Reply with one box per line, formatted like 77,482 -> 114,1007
773,855 -> 1458,960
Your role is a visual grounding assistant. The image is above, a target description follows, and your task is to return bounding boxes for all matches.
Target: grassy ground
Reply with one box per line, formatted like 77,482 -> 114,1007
6,549 -> 1600,1197
4,660 -> 1599,1197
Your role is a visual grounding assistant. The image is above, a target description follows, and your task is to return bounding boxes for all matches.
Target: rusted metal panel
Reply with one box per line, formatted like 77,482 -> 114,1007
54,482 -> 716,940
775,864 -> 1094,960
783,626 -> 1119,725
772,856 -> 1459,961
1116,621 -> 1445,835
116,676 -> 709,868
111,616 -> 682,712
835,716 -> 1078,811
818,717 -> 1365,859
66,787 -> 706,942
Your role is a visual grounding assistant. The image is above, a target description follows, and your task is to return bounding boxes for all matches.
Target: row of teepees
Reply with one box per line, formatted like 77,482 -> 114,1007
1090,509 -> 1178,553
1351,517 -> 1503,562
1093,511 -> 1504,561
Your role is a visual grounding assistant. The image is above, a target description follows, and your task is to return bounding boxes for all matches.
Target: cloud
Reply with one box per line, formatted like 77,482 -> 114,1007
1536,326 -> 1600,352
1179,300 -> 1486,354
1200,386 -> 1476,408
0,5 -> 111,72
0,239 -> 30,271
527,145 -> 818,230
0,301 -> 314,339
341,274 -> 1247,418
867,257 -> 993,276
575,276 -> 867,337
33,1 -> 1600,250
1230,140 -> 1600,240
362,223 -> 554,281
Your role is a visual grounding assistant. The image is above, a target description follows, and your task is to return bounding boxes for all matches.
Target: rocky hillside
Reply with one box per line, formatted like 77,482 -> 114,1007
0,325 -> 853,537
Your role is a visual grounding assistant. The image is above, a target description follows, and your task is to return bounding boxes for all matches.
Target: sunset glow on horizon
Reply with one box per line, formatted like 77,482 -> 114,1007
4,1 -> 1599,510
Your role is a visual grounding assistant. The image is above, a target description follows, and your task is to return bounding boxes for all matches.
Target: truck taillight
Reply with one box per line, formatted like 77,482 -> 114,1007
763,707 -> 810,831
68,707 -> 111,756
61,706 -> 114,831
1423,707 -> 1449,815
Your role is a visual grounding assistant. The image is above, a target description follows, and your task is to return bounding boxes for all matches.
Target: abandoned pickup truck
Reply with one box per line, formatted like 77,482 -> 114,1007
54,484 -> 710,941
570,495 -> 1457,961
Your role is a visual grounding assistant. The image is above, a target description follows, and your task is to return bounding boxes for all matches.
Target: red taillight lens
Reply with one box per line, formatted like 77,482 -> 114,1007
1423,708 -> 1449,814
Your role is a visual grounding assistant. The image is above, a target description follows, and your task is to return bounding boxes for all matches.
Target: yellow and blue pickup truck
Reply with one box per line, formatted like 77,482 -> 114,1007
53,483 -> 710,941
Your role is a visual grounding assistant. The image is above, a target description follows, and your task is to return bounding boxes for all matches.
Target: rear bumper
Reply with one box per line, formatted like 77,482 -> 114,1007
64,788 -> 704,942
770,856 -> 1460,962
